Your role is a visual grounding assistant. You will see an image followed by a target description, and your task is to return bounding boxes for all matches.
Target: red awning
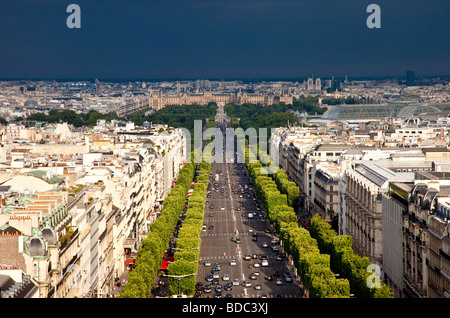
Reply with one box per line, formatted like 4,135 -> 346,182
125,258 -> 135,265
159,256 -> 174,270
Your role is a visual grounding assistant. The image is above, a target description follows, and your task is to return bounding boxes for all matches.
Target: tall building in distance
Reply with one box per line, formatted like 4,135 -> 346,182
306,77 -> 322,91
406,71 -> 415,86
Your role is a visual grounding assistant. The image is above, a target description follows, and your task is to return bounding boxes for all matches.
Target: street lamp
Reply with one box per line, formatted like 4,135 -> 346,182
163,273 -> 196,297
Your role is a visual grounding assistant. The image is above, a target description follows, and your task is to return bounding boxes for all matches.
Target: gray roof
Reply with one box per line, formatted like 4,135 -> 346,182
0,185 -> 11,192
353,161 -> 415,189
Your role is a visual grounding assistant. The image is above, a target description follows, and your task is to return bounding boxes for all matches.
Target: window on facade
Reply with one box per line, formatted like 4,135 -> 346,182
33,263 -> 39,279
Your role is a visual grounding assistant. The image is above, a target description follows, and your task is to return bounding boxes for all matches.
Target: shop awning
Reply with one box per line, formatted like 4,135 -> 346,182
159,256 -> 174,270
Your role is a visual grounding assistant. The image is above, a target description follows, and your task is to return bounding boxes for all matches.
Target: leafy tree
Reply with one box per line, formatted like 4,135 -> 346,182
309,214 -> 393,298
118,270 -> 148,298
167,259 -> 197,296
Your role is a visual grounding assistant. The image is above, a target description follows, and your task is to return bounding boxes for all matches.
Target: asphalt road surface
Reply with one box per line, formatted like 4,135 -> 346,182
195,122 -> 304,298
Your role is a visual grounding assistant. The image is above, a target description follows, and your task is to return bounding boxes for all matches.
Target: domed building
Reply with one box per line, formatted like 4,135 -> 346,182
25,229 -> 47,257
0,170 -> 67,193
41,226 -> 57,246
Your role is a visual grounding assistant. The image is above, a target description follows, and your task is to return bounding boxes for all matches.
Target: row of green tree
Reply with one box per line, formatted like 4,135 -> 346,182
26,109 -> 120,127
241,135 -> 392,298
230,116 -> 240,129
127,104 -> 217,132
321,97 -> 363,105
292,96 -> 329,115
225,103 -> 301,134
245,159 -> 351,297
225,96 -> 329,123
272,169 -> 300,212
309,215 -> 392,298
20,97 -> 331,133
118,158 -> 197,298
164,118 -> 214,296
166,158 -> 212,296
237,134 -> 351,298
22,104 -> 217,132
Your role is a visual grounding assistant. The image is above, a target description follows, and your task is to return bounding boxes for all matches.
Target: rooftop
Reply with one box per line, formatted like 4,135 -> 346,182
27,170 -> 64,184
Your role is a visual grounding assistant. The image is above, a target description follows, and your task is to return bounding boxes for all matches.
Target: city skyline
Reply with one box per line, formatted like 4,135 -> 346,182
2,74 -> 450,83
1,75 -> 450,299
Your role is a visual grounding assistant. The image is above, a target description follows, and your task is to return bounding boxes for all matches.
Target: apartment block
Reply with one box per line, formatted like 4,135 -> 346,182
0,122 -> 186,298
384,176 -> 450,298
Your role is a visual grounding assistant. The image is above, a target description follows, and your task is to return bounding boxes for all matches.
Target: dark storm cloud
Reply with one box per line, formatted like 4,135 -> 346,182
0,0 -> 448,80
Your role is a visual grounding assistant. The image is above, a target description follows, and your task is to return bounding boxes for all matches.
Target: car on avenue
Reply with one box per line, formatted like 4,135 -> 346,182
242,281 -> 252,287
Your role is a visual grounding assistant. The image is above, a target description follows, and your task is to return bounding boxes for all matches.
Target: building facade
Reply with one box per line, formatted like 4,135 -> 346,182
148,90 -> 293,110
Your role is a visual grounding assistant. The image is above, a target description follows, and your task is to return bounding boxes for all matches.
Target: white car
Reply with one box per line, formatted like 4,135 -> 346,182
262,242 -> 269,248
204,259 -> 211,266
221,206 -> 225,211
242,281 -> 252,287
230,259 -> 237,266
261,260 -> 269,267
232,279 -> 240,286
253,263 -> 261,268
222,274 -> 230,281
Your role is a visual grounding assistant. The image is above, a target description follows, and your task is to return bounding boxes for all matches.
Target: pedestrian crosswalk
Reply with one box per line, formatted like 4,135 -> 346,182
203,218 -> 261,222
198,255 -> 281,261
200,232 -> 268,237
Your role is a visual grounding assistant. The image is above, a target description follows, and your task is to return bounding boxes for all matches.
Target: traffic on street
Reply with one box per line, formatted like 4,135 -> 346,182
195,110 -> 304,298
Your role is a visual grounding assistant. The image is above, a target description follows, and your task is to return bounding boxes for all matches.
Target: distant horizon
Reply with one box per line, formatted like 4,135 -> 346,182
1,74 -> 450,84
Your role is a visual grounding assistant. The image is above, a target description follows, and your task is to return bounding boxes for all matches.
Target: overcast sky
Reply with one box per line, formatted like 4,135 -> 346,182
0,0 -> 449,80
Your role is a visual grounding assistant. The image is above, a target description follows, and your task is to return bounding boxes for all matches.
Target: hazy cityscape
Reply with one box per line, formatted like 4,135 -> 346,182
1,1 -> 450,313
0,73 -> 449,301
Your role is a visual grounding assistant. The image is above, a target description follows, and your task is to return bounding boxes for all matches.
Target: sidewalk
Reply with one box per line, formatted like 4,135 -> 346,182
109,270 -> 129,297
150,273 -> 170,298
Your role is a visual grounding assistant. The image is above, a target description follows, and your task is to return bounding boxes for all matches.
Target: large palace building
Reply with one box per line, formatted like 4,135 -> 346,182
148,90 -> 293,110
